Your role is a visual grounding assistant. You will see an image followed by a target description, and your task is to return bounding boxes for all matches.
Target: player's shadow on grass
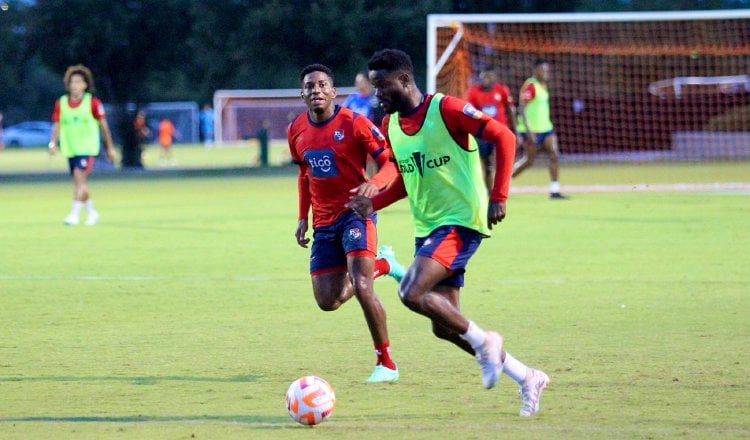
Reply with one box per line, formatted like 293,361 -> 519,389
0,374 -> 259,385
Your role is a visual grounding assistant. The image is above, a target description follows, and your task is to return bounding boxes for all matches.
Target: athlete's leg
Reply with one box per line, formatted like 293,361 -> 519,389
399,256 -> 469,333
429,285 -> 474,356
542,133 -> 561,183
347,255 -> 390,345
72,167 -> 90,202
310,270 -> 353,311
512,136 -> 537,178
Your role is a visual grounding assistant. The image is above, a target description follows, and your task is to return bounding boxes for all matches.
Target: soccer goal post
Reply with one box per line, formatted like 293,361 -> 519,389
427,10 -> 750,161
213,87 -> 357,146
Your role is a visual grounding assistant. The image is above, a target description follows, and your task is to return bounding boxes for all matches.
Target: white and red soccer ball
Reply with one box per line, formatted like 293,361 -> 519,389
285,375 -> 336,426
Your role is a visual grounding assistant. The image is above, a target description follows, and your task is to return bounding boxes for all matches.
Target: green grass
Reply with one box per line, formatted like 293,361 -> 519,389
0,141 -> 291,173
0,164 -> 748,439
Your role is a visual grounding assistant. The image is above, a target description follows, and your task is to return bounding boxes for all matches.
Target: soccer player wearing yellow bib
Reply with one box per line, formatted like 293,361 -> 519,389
49,65 -> 116,226
347,49 -> 550,417
513,60 -> 566,199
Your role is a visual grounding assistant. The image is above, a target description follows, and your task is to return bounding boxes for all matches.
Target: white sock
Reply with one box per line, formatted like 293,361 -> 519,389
460,321 -> 487,351
71,201 -> 83,216
85,200 -> 96,213
550,181 -> 561,194
502,351 -> 529,385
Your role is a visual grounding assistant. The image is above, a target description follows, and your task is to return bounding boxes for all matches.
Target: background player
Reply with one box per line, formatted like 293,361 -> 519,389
347,49 -> 549,416
48,64 -> 116,226
288,63 -> 405,383
513,59 -> 566,199
467,67 -> 516,193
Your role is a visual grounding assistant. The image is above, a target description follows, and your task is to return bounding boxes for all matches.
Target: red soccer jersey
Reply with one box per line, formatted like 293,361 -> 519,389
289,106 -> 396,228
380,94 -> 515,204
466,83 -> 513,127
51,96 -> 106,122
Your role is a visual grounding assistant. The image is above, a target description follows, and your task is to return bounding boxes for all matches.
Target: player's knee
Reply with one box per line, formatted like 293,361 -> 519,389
316,298 -> 341,312
398,287 -> 421,313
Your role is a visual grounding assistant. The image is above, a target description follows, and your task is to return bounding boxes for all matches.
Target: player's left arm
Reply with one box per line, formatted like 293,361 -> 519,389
93,98 -> 117,162
442,96 -> 515,228
483,119 -> 516,228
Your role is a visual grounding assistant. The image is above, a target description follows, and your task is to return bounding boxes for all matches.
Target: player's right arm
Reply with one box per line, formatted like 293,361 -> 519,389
289,125 -> 312,248
518,82 -> 537,142
48,99 -> 61,155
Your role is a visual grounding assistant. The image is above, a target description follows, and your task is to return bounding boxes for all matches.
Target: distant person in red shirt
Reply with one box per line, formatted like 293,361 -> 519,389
288,63 -> 405,383
467,68 -> 516,193
158,118 -> 176,164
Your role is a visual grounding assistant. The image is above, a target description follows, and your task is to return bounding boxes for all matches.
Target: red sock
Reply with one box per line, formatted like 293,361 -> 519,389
375,342 -> 396,370
374,258 -> 391,279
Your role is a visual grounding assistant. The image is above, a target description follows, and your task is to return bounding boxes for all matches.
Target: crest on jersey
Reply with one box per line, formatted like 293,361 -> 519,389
334,130 -> 345,141
463,103 -> 484,119
371,126 -> 386,141
348,228 -> 362,240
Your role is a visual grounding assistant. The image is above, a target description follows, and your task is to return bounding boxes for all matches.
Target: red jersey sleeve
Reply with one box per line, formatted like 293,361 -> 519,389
92,97 -> 107,120
521,83 -> 536,104
440,95 -> 496,150
353,116 -> 397,189
51,99 -> 61,122
440,95 -> 515,203
288,120 -> 311,220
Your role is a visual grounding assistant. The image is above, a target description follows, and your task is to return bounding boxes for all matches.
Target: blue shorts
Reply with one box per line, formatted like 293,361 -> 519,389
310,212 -> 378,275
477,140 -> 495,158
522,130 -> 554,147
68,155 -> 96,176
415,225 -> 483,288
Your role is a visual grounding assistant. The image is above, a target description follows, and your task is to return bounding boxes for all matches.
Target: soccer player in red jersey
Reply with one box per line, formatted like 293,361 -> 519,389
467,68 -> 516,193
288,64 -> 405,383
347,49 -> 549,416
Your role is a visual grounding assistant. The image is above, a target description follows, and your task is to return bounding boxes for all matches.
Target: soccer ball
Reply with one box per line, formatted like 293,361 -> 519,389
285,375 -> 336,426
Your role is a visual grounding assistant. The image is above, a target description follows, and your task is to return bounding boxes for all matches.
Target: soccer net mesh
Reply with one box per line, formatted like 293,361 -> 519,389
428,11 -> 750,161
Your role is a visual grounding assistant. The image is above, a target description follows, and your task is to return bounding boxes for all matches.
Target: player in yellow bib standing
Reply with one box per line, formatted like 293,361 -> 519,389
347,49 -> 550,417
513,60 -> 566,199
49,65 -> 116,225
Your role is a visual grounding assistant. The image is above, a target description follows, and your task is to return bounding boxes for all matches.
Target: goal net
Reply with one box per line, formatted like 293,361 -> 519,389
427,10 -> 750,162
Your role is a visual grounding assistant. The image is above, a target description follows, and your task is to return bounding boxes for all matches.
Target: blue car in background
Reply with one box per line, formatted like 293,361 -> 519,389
3,121 -> 53,147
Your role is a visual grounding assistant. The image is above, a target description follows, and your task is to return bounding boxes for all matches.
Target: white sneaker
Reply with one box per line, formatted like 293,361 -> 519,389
64,214 -> 79,225
475,331 -> 503,389
85,211 -> 99,226
519,369 -> 550,417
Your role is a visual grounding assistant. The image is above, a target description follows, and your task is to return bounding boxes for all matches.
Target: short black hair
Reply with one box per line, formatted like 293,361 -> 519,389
534,59 -> 549,67
367,49 -> 413,74
299,64 -> 334,84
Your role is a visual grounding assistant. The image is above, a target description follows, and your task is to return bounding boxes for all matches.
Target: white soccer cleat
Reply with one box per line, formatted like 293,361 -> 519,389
366,364 -> 399,383
475,331 -> 503,389
84,211 -> 99,226
63,214 -> 79,226
519,369 -> 550,417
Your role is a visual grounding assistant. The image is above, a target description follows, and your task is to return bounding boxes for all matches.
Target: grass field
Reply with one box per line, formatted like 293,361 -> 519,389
0,163 -> 748,439
0,141 -> 291,173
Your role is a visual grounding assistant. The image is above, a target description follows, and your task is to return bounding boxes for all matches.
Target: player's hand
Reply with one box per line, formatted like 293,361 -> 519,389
345,195 -> 374,218
48,141 -> 58,156
350,182 -> 379,198
487,201 -> 507,230
295,219 -> 310,248
106,146 -> 117,163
